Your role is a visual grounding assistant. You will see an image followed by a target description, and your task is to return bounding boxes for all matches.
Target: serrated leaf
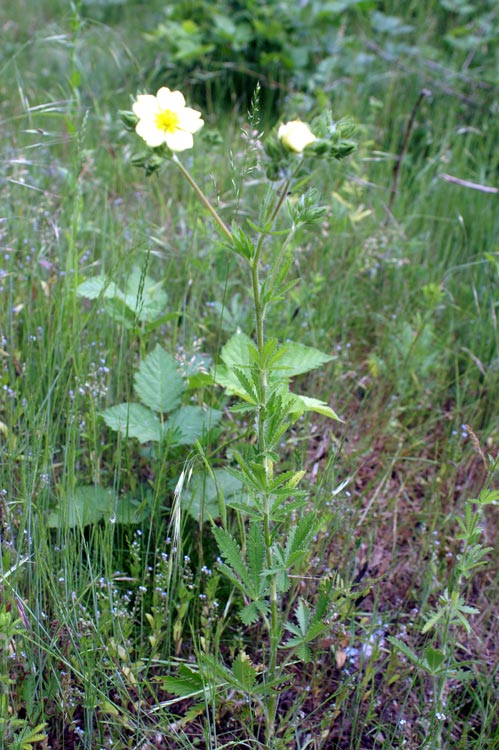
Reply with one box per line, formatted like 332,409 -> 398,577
273,342 -> 333,377
77,275 -> 121,300
161,664 -> 207,698
240,599 -> 270,625
181,469 -> 245,521
295,598 -> 310,634
232,652 -> 258,689
212,527 -> 251,589
289,393 -> 343,421
134,344 -> 184,413
473,489 -> 499,505
165,405 -> 221,446
101,403 -> 161,443
47,486 -> 116,528
220,331 -> 254,368
247,521 -> 266,590
387,636 -> 422,667
213,365 -> 256,402
284,513 -> 317,571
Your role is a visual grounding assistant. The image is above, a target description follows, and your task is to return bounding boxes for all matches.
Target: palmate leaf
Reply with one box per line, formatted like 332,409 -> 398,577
284,512 -> 318,565
283,599 -> 328,662
160,664 -> 212,699
231,652 -> 258,690
240,599 -> 270,625
134,344 -> 185,413
212,526 -> 251,591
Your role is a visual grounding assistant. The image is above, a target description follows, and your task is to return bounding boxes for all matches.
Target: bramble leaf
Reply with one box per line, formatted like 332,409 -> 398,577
134,344 -> 185,413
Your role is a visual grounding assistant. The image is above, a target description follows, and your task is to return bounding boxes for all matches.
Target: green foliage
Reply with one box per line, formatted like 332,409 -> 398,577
46,485 -> 150,528
214,331 -> 341,420
101,344 -> 221,445
77,267 -> 169,330
180,468 -> 245,521
2,1 -> 499,748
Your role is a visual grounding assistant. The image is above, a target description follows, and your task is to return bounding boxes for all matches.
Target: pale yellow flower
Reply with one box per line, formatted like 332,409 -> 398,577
132,87 -> 204,152
278,120 -> 317,153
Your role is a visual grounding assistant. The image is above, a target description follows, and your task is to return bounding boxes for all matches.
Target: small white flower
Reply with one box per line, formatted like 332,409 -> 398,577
278,120 -> 317,153
132,87 -> 204,152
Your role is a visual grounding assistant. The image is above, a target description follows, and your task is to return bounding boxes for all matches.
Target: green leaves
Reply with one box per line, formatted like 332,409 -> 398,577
77,268 -> 168,327
101,344 -> 221,446
283,599 -> 328,662
102,403 -> 162,443
212,522 -> 270,624
213,332 -> 340,421
47,486 -> 150,528
181,468 -> 245,521
134,344 -> 184,413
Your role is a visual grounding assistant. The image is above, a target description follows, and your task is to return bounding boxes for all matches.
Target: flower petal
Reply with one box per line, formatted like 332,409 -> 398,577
178,108 -> 204,134
165,129 -> 194,152
156,87 -> 186,111
132,94 -> 160,120
135,120 -> 166,148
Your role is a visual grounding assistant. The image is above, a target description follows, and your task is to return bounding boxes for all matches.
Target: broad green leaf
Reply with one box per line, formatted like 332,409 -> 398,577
165,405 -> 222,446
220,331 -> 254,368
77,269 -> 167,323
134,344 -> 185,413
47,486 -> 115,528
77,275 -> 120,300
101,403 -> 162,443
121,268 -> 167,322
289,393 -> 343,421
213,365 -> 257,402
181,468 -> 244,521
115,491 -> 152,524
423,646 -> 446,673
273,342 -> 333,377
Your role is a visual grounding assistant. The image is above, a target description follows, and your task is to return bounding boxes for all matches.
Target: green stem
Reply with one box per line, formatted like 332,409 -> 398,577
251,254 -> 279,743
249,180 -> 294,745
172,155 -> 233,242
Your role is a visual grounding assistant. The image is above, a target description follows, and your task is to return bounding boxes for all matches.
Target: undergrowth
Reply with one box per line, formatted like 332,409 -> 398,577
0,1 -> 498,749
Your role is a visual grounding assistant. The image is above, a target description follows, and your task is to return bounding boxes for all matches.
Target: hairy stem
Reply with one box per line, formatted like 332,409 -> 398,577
172,155 -> 233,242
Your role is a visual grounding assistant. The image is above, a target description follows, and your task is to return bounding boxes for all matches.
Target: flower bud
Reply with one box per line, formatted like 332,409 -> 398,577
278,120 -> 317,153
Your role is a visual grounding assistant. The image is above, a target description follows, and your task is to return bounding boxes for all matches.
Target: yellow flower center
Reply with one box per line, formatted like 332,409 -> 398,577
155,109 -> 180,133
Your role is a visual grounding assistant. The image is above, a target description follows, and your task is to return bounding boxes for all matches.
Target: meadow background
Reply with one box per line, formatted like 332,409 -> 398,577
0,0 -> 498,748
